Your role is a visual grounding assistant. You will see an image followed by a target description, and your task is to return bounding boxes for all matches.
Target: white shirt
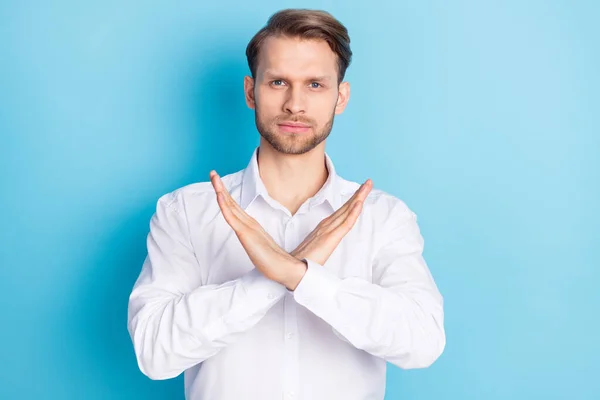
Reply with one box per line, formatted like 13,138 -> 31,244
127,147 -> 445,400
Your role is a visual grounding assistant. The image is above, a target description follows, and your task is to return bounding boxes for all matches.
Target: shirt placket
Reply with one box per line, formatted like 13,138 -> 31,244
282,215 -> 300,400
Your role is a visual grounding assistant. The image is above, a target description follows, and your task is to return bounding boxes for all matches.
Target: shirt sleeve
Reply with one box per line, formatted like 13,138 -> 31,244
292,206 -> 445,369
127,195 -> 287,380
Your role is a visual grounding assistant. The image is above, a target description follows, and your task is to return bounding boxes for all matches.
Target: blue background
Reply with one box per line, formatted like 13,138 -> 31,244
1,1 -> 598,399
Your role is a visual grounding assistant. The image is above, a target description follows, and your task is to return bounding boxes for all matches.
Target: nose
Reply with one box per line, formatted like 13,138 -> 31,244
282,86 -> 306,114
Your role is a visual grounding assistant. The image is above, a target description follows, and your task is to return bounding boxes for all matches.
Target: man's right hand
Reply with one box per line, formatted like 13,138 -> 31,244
210,170 -> 307,290
210,170 -> 372,289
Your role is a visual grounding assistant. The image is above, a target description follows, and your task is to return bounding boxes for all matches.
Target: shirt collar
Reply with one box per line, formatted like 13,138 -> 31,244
240,147 -> 342,212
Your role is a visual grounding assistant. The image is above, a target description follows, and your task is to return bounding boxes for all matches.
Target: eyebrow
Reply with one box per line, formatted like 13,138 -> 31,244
262,71 -> 333,82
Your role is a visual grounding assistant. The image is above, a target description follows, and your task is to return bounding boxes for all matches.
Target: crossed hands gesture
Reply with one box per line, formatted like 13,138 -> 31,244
209,170 -> 372,290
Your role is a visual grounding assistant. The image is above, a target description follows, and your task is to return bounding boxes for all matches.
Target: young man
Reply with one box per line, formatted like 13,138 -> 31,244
127,8 -> 445,400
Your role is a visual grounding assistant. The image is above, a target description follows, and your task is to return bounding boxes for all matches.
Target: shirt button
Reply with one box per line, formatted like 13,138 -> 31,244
267,293 -> 275,299
286,332 -> 294,339
287,391 -> 294,398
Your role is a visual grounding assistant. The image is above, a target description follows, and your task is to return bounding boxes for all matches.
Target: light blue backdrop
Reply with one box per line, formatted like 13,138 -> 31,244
1,1 -> 598,399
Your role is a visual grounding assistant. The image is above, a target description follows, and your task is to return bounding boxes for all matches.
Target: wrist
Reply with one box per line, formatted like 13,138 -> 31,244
280,257 -> 307,291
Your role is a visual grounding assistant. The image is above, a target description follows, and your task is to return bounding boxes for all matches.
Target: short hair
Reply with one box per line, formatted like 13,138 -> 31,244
246,9 -> 352,85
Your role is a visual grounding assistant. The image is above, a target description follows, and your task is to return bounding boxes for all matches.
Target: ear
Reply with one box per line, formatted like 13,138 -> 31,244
334,81 -> 350,115
244,75 -> 256,109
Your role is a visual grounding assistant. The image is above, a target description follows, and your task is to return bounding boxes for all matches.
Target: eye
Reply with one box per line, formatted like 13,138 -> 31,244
271,80 -> 285,86
310,82 -> 322,89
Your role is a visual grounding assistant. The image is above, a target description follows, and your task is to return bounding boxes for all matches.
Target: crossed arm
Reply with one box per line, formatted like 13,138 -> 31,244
127,172 -> 445,380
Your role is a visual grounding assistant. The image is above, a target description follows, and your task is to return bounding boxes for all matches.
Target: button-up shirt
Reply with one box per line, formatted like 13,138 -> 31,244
127,147 -> 445,400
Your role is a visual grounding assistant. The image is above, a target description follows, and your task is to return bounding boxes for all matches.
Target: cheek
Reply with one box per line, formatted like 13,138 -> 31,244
313,95 -> 337,117
255,91 -> 282,114
256,86 -> 281,103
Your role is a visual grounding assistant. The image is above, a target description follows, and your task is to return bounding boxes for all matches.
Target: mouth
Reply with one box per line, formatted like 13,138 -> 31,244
277,122 -> 311,134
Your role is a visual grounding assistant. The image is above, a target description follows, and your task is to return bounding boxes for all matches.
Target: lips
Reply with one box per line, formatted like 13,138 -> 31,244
278,121 -> 310,128
278,122 -> 311,133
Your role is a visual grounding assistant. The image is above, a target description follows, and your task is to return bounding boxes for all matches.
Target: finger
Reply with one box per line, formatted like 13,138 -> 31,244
210,171 -> 245,214
210,170 -> 226,196
216,192 -> 245,232
210,171 -> 251,217
325,201 -> 363,242
353,179 -> 372,205
341,200 -> 364,230
336,179 -> 372,216
211,171 -> 250,229
211,170 -> 262,232
327,181 -> 371,234
217,178 -> 257,227
211,171 -> 233,213
225,193 -> 257,227
317,200 -> 364,251
324,179 -> 372,229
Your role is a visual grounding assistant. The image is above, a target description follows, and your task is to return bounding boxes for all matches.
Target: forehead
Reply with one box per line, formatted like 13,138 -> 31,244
256,35 -> 337,79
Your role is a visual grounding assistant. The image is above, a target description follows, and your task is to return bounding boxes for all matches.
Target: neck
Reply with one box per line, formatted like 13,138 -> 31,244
257,139 -> 329,215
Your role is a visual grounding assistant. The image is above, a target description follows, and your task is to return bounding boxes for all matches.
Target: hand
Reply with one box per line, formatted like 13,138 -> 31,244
209,170 -> 306,290
291,179 -> 372,266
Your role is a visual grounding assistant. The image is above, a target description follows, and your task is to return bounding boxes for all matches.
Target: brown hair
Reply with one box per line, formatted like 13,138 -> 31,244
246,9 -> 352,85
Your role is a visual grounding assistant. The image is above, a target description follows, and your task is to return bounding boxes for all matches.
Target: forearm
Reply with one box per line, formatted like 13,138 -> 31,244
127,267 -> 286,380
293,259 -> 445,369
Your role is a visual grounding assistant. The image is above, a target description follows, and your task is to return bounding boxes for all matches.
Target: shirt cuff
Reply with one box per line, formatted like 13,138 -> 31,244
240,267 -> 288,301
292,258 -> 342,310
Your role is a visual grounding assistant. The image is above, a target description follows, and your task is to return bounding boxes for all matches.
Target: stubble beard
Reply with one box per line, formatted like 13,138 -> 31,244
255,107 -> 336,155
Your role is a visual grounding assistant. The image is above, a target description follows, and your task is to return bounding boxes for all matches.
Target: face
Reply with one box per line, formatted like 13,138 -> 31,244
244,35 -> 350,155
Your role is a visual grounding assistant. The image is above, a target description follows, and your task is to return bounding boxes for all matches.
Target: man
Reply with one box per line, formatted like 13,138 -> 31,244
127,8 -> 445,400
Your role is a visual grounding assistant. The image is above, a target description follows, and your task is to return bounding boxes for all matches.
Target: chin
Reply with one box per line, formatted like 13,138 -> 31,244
256,119 -> 330,155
